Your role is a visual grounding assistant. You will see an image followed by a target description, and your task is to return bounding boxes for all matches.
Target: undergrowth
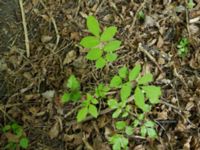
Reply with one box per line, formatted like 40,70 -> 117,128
61,16 -> 162,150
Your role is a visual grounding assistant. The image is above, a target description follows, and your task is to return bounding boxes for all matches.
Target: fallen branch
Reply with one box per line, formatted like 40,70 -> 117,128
19,0 -> 30,57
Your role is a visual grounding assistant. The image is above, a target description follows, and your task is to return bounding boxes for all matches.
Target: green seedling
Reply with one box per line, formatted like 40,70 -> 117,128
2,123 -> 29,149
177,37 -> 189,57
77,93 -> 99,122
133,114 -> 157,138
80,16 -> 121,69
137,10 -> 145,21
187,0 -> 195,9
95,83 -> 110,99
61,75 -> 81,103
109,134 -> 128,150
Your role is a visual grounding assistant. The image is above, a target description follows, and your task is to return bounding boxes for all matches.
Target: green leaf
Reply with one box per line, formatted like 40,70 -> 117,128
70,91 -> 81,101
138,73 -> 153,85
110,75 -> 122,88
67,75 -> 80,91
105,53 -> 117,62
142,86 -> 161,104
120,82 -> 132,101
107,99 -> 118,109
141,126 -> 147,137
115,121 -> 126,130
91,98 -> 98,105
112,109 -> 122,118
95,83 -> 110,98
89,104 -> 98,118
77,107 -> 88,122
11,123 -> 23,137
147,128 -> 157,138
125,126 -> 133,135
134,86 -> 150,112
100,26 -> 117,41
2,125 -> 11,133
87,16 -> 100,37
138,114 -> 144,120
188,0 -> 195,9
119,66 -> 128,79
80,36 -> 100,48
133,119 -> 139,127
86,48 -> 103,60
19,138 -> 29,149
95,57 -> 106,69
61,93 -> 71,103
104,40 -> 121,52
121,112 -> 129,118
144,121 -> 155,128
109,134 -> 128,150
129,64 -> 141,81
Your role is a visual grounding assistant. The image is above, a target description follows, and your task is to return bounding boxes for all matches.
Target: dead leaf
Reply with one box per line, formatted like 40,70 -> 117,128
63,50 -> 77,65
49,122 -> 60,139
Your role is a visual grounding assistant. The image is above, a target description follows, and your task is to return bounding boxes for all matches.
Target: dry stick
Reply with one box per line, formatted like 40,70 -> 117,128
19,0 -> 30,57
185,0 -> 191,38
40,0 -> 60,51
138,43 -> 163,73
129,0 -> 146,33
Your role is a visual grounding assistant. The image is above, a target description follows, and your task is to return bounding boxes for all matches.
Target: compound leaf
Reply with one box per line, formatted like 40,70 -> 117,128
87,16 -> 100,37
129,64 -> 141,81
77,107 -> 88,122
89,104 -> 98,118
80,36 -> 100,48
86,48 -> 103,60
142,86 -> 161,104
110,75 -> 122,88
104,40 -> 121,52
95,57 -> 106,69
138,73 -> 153,85
100,26 -> 117,41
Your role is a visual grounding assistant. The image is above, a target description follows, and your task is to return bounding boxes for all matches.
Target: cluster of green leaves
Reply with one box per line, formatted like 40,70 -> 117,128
108,64 -> 161,113
109,134 -> 128,150
133,114 -> 157,138
61,75 -> 81,103
2,123 -> 29,149
137,10 -> 145,21
62,15 -> 163,150
80,16 -> 121,69
177,37 -> 189,57
187,0 -> 195,9
107,64 -> 161,150
77,93 -> 99,122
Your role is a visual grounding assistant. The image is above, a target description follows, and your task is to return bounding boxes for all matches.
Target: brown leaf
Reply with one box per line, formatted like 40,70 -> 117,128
49,122 -> 60,139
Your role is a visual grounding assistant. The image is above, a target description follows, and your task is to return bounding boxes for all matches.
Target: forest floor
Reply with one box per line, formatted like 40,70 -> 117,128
0,0 -> 200,149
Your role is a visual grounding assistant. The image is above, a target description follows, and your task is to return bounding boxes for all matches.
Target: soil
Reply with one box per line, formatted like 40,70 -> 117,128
0,0 -> 200,149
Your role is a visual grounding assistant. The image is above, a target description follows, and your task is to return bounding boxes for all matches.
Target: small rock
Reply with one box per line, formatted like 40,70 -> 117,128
41,35 -> 53,43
